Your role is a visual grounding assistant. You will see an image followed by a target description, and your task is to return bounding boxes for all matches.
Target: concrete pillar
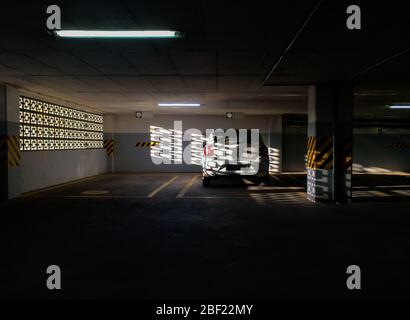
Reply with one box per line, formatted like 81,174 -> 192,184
103,114 -> 115,173
0,84 -> 21,200
307,85 -> 353,204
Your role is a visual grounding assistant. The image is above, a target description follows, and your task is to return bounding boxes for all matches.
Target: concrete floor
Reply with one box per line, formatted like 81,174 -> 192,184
1,173 -> 410,300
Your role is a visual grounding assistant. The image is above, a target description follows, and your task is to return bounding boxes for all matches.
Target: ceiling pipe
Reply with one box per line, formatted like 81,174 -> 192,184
352,47 -> 410,79
261,0 -> 324,85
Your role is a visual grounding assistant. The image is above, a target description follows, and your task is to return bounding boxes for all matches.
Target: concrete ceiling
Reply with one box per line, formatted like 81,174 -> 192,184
0,0 -> 409,117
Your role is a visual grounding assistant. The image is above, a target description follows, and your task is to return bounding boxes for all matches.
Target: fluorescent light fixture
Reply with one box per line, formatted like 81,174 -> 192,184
388,105 -> 410,110
158,103 -> 201,107
54,30 -> 182,38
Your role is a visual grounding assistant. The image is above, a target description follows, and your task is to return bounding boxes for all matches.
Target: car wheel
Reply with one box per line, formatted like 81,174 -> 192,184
202,177 -> 211,187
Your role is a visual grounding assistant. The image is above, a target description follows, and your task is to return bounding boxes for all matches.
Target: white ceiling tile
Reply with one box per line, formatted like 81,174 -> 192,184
122,52 -> 178,75
109,76 -> 156,92
183,76 -> 217,92
219,52 -> 265,75
0,53 -> 62,75
147,76 -> 187,92
170,51 -> 216,75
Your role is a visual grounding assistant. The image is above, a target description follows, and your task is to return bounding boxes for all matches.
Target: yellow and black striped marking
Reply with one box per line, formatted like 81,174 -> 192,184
391,142 -> 410,149
8,135 -> 21,167
306,136 -> 333,170
0,135 -> 21,167
103,139 -> 115,156
306,136 -> 352,170
135,141 -> 160,148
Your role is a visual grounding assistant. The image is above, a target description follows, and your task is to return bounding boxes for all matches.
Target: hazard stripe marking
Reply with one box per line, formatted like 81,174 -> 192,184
103,139 -> 115,156
306,136 -> 352,170
136,141 -> 160,148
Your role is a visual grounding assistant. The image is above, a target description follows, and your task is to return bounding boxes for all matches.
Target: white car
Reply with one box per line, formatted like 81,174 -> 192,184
202,129 -> 269,186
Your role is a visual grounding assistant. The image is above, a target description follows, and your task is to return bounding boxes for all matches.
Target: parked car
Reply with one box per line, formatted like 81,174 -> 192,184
202,129 -> 269,186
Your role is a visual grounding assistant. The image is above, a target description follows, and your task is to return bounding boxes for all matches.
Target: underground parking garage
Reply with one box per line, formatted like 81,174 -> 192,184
1,0 -> 410,309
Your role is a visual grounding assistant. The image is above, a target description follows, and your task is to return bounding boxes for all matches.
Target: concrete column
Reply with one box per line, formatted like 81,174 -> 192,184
307,85 -> 353,204
0,84 -> 21,200
103,114 -> 115,173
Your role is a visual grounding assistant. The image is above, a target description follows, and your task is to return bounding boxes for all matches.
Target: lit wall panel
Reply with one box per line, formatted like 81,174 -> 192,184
19,96 -> 103,151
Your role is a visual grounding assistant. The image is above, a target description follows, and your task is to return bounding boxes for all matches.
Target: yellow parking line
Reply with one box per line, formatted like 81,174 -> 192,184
177,175 -> 199,198
147,175 -> 179,198
183,196 -> 248,199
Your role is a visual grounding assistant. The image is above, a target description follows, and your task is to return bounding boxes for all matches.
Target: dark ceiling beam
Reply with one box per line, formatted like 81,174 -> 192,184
261,0 -> 324,85
352,47 -> 410,79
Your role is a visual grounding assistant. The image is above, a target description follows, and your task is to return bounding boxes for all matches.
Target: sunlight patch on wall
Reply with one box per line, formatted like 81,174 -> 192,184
353,163 -> 410,176
190,133 -> 206,166
269,147 -> 280,173
150,125 -> 182,164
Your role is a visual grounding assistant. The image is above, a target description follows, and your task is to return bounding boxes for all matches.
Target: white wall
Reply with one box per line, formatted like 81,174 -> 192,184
18,92 -> 108,194
107,114 -> 282,173
111,114 -> 280,134
353,128 -> 410,173
20,149 -> 107,193
108,114 -> 410,175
